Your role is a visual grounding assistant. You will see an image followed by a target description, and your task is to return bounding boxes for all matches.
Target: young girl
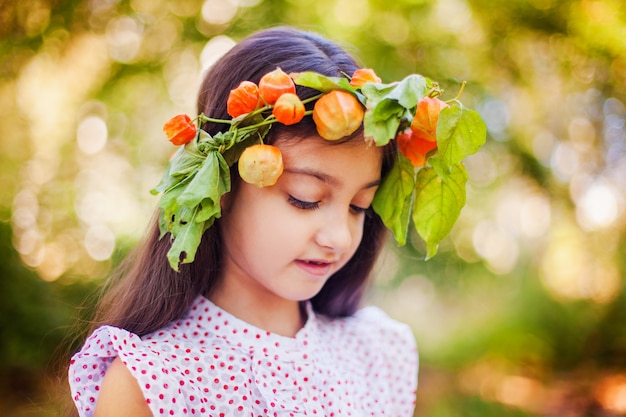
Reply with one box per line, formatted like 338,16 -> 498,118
69,25 -> 484,417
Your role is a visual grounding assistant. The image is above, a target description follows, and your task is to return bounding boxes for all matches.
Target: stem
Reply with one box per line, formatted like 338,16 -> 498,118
236,117 -> 277,135
197,103 -> 274,126
244,104 -> 273,118
426,82 -> 443,98
301,93 -> 324,105
451,81 -> 466,102
199,115 -> 233,125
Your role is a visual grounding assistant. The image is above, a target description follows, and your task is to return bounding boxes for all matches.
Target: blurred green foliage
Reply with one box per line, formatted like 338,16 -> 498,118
1,0 -> 625,416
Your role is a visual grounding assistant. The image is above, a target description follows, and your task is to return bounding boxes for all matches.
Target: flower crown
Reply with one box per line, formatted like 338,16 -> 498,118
153,67 -> 487,271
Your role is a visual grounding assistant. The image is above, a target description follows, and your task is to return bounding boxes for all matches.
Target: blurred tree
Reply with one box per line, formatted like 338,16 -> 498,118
0,217 -> 97,416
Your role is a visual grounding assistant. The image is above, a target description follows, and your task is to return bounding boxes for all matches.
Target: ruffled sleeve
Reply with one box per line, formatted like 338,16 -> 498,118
68,325 -> 187,417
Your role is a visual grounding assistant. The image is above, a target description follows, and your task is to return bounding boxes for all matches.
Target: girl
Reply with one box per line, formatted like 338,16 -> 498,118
69,25 -> 483,417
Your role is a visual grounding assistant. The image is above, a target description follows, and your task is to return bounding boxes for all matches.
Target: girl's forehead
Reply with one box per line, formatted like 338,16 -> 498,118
278,133 -> 380,158
276,134 -> 383,177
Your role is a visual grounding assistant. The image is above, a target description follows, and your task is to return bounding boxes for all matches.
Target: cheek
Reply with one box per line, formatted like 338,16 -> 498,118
348,216 -> 366,253
228,189 -> 303,251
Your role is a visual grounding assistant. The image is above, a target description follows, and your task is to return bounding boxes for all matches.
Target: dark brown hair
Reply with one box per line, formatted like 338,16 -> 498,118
88,26 -> 396,339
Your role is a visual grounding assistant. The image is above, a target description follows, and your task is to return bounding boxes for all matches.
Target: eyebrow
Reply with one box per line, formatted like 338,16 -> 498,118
283,167 -> 381,190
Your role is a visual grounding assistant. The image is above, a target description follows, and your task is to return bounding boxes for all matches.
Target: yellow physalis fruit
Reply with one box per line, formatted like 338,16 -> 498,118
163,114 -> 197,146
258,67 -> 296,105
227,81 -> 261,118
411,97 -> 449,141
312,90 -> 364,140
272,93 -> 305,125
238,144 -> 284,188
396,129 -> 438,167
350,68 -> 382,87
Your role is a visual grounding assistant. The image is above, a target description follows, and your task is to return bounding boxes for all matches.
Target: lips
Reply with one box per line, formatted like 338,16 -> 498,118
295,259 -> 334,277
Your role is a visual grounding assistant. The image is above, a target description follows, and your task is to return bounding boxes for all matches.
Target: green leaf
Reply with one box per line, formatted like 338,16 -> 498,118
412,164 -> 468,259
291,71 -> 355,93
156,151 -> 231,271
151,136 -> 211,195
196,197 -> 221,223
363,109 -> 405,147
429,104 -> 487,175
176,151 -> 230,208
158,185 -> 180,215
157,181 -> 184,233
166,206 -> 204,271
197,130 -> 233,153
157,170 -> 206,239
372,153 -> 416,245
383,74 -> 428,109
361,74 -> 428,146
172,134 -> 212,168
361,74 -> 427,111
361,84 -> 408,145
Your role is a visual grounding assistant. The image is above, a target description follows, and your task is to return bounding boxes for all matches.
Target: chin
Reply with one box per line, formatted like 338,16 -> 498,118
283,286 -> 326,303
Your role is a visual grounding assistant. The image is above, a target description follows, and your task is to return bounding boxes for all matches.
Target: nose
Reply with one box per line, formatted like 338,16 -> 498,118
315,212 -> 356,253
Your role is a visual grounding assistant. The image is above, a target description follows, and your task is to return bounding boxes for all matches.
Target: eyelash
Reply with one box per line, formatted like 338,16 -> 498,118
288,195 -> 320,210
288,196 -> 368,214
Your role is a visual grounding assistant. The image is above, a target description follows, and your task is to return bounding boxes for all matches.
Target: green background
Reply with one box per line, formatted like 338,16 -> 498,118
1,0 -> 625,416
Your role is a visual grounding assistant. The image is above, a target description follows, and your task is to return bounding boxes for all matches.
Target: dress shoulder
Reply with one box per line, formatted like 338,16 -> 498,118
68,325 -> 187,417
323,305 -> 418,357
317,305 -> 419,415
354,305 -> 415,336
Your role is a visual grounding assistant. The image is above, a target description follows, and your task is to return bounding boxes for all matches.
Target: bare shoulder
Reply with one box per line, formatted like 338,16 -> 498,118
94,357 -> 152,417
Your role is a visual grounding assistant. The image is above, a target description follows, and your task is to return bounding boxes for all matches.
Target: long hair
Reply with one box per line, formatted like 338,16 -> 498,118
88,27 -> 396,340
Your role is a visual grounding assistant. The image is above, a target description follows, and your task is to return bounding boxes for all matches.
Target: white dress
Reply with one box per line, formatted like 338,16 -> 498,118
69,295 -> 418,416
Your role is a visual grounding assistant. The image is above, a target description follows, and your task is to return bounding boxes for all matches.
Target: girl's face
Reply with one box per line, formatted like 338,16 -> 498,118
219,134 -> 383,306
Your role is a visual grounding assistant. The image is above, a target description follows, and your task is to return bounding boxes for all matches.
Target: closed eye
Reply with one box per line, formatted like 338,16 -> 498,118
289,196 -> 370,215
350,205 -> 369,215
288,195 -> 320,210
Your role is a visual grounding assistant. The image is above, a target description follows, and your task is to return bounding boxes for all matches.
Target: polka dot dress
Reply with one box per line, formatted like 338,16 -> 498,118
69,296 -> 418,417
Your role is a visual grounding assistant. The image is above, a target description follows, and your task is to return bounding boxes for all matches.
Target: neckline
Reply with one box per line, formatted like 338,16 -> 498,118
193,295 -> 318,351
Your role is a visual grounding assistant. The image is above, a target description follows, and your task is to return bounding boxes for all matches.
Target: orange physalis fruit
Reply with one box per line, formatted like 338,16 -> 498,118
227,81 -> 260,118
397,129 -> 438,167
272,93 -> 305,125
258,67 -> 296,105
411,97 -> 449,141
350,68 -> 382,87
163,114 -> 197,146
312,90 -> 364,140
238,144 -> 284,188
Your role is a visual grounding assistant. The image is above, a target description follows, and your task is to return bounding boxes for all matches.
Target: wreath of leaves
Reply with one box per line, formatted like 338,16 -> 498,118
153,71 -> 487,271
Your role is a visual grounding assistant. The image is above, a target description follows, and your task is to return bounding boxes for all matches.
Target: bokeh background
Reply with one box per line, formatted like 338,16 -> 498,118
1,0 -> 626,416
